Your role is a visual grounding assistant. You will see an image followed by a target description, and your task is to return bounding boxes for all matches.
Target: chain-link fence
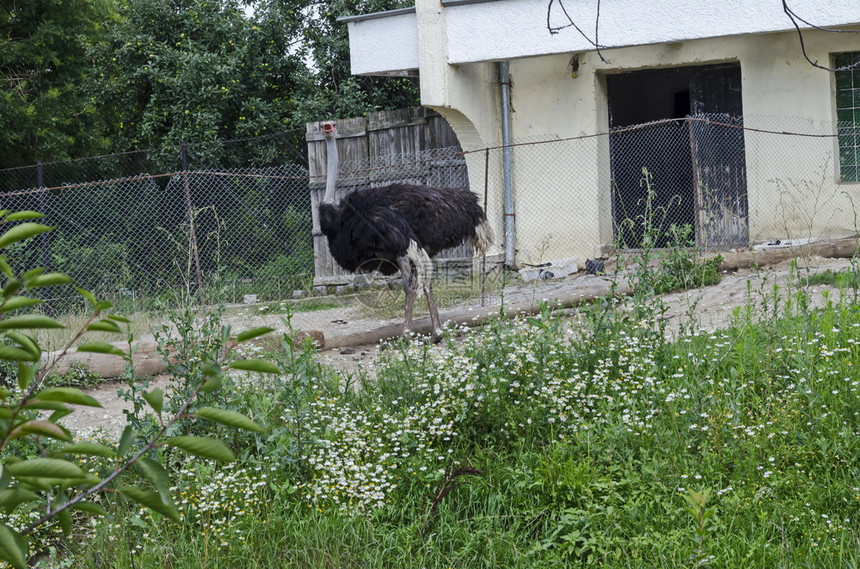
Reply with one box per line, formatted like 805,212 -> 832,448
469,114 -> 857,271
0,114 -> 856,320
0,130 -> 312,312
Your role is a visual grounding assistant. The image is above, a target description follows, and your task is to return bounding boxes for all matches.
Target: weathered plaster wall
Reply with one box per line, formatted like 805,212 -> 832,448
345,1 -> 860,265
444,0 -> 858,64
448,30 -> 860,264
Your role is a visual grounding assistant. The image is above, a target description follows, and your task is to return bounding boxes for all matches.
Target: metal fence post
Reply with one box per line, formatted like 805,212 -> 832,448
181,142 -> 206,303
36,161 -> 49,269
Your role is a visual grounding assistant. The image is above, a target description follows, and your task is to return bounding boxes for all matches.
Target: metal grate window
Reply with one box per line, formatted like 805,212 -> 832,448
835,52 -> 860,183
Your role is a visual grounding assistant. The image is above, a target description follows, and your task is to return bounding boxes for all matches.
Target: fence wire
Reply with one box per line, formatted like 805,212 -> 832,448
0,115 -> 856,320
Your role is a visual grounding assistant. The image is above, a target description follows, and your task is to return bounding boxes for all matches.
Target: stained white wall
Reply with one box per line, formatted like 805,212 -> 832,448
498,29 -> 860,263
343,1 -> 860,265
444,0 -> 859,64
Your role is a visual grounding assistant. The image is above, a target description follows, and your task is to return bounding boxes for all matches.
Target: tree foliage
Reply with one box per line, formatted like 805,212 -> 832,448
0,0 -> 117,166
278,0 -> 420,124
1,0 -> 420,165
86,0 -> 308,151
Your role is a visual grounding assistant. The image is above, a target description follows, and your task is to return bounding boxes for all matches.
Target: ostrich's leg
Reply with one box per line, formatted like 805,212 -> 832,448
423,278 -> 443,339
397,255 -> 417,334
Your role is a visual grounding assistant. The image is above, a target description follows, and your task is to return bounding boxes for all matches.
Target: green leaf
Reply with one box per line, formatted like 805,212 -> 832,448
9,420 -> 72,442
20,268 -> 43,281
236,327 -> 275,342
26,273 -> 73,289
135,458 -> 171,502
143,389 -> 163,415
200,363 -> 221,377
0,488 -> 40,512
0,296 -> 41,314
15,363 -> 35,391
1,279 -> 21,297
0,256 -> 11,279
0,315 -> 64,330
0,522 -> 28,569
75,287 -> 97,305
0,347 -> 40,362
54,442 -> 116,458
26,273 -> 72,289
48,408 -> 73,423
0,223 -> 53,250
3,212 -> 45,221
58,508 -> 72,536
14,476 -> 93,492
86,320 -> 122,333
36,387 -> 101,407
118,486 -> 180,522
21,400 -> 68,411
6,332 -> 40,358
70,500 -> 108,517
199,374 -> 223,392
6,458 -> 86,479
117,426 -> 136,456
108,314 -> 132,324
228,359 -> 280,374
194,407 -> 263,433
165,436 -> 235,462
76,342 -> 126,358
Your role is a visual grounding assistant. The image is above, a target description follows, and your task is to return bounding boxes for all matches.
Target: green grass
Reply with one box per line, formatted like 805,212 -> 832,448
799,266 -> 860,290
23,270 -> 860,568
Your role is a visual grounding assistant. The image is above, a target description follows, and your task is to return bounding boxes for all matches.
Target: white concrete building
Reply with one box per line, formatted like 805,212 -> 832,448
341,0 -> 860,266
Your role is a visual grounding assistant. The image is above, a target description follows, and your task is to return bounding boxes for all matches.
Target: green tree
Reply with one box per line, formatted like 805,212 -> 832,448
0,0 -> 117,167
282,0 -> 420,123
87,0 -> 309,156
2,0 -> 421,167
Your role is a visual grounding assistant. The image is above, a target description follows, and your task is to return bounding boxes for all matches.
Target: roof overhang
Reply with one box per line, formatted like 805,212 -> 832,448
341,0 -> 860,76
339,7 -> 419,76
443,0 -> 860,64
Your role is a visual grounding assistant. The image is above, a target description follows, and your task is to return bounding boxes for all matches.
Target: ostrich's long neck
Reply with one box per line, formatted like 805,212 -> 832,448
323,128 -> 339,205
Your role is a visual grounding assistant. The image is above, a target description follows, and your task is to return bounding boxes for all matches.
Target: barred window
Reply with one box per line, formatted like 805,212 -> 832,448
835,52 -> 860,183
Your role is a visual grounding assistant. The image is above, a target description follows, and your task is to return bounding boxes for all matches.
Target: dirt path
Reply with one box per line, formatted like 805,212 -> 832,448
64,254 -> 855,438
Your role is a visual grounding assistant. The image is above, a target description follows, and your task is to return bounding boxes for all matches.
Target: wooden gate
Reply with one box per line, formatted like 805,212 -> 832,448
689,65 -> 749,248
306,107 -> 468,285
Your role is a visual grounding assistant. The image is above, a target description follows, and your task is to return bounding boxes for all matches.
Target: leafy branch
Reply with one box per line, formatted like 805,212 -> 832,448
0,212 -> 275,568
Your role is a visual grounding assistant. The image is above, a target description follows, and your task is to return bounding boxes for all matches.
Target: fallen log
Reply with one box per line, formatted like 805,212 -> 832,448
714,236 -> 859,270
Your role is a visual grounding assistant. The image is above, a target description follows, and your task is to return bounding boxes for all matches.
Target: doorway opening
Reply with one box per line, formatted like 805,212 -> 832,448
607,63 -> 748,249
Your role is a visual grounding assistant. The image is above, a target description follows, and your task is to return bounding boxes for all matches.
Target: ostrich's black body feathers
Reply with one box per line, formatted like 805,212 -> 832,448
319,183 -> 486,274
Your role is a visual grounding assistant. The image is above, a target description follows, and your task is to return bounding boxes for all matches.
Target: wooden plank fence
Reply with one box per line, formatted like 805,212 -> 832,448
306,107 -> 471,285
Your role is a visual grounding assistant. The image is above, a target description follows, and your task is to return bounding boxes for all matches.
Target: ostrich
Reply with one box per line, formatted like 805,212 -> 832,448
318,121 -> 493,338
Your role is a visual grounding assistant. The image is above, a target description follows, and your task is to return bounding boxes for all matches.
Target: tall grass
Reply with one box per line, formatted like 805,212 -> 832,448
30,264 -> 860,568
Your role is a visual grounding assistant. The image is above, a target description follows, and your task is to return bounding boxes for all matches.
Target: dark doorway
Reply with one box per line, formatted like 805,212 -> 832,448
607,63 -> 748,249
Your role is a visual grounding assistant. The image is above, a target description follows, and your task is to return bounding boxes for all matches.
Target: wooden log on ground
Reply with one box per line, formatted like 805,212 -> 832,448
324,278 -> 629,349
42,339 -> 171,379
713,237 -> 859,270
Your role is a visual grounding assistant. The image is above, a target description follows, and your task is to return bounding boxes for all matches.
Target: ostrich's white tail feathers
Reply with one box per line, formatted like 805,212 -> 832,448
407,239 -> 433,297
472,219 -> 494,255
